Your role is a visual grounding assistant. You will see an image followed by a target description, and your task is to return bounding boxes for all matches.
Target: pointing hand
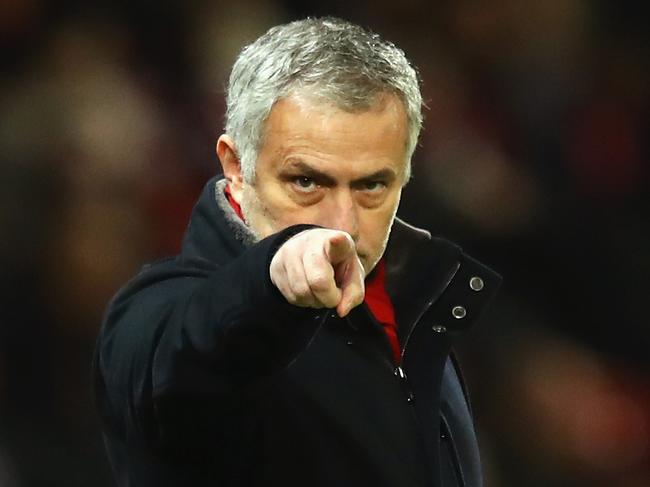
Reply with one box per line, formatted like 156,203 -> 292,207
270,229 -> 365,317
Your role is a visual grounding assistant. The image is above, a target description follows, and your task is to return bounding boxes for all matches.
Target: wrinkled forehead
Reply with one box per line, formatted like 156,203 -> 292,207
260,89 -> 409,146
255,93 -> 410,182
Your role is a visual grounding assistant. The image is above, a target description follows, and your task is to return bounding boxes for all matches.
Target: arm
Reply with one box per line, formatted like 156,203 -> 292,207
94,225 -> 364,453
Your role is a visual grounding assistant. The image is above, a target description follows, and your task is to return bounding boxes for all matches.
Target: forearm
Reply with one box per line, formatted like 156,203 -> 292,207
94,224 -> 323,446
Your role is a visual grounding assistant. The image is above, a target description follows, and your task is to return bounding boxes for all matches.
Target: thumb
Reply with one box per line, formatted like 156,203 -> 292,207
325,232 -> 355,265
336,256 -> 365,318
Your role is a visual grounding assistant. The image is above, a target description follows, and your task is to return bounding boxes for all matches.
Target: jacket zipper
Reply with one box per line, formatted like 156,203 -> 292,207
395,263 -> 460,487
344,310 -> 416,404
394,365 -> 415,403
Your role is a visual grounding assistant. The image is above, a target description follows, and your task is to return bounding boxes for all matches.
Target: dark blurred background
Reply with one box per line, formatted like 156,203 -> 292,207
1,0 -> 648,485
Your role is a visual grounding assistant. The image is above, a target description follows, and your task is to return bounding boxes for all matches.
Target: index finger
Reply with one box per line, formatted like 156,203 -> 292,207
324,232 -> 355,264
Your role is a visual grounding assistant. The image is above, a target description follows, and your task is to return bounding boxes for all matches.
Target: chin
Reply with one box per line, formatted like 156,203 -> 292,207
360,254 -> 377,277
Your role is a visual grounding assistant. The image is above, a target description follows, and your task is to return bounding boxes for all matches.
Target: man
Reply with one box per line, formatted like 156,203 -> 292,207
94,17 -> 501,487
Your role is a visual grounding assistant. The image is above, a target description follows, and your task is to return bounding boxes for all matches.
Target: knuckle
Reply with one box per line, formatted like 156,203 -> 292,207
292,281 -> 310,298
305,246 -> 323,260
322,294 -> 341,309
309,272 -> 332,292
281,288 -> 297,304
269,260 -> 282,279
270,248 -> 282,264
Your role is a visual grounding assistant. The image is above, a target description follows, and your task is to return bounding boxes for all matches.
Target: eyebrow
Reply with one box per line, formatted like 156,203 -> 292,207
280,161 -> 337,186
280,161 -> 397,186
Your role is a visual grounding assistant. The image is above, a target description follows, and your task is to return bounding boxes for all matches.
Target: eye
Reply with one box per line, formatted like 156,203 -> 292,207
291,176 -> 318,193
362,180 -> 387,193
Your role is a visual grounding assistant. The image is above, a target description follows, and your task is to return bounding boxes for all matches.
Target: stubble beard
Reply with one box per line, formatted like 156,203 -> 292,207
239,183 -> 283,242
363,198 -> 400,276
240,183 -> 400,278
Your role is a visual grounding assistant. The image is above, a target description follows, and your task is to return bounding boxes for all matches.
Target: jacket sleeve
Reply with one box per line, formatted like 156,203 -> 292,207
94,224 -> 324,453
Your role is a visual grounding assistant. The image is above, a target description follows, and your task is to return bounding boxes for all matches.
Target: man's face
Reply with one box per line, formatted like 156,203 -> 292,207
231,94 -> 409,276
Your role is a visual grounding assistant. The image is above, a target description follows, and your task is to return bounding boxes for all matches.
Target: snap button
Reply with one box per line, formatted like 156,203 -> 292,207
452,306 -> 467,319
432,325 -> 447,333
394,366 -> 406,379
469,276 -> 484,291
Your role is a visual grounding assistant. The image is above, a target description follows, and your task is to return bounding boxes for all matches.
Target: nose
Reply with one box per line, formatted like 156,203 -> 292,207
326,189 -> 359,242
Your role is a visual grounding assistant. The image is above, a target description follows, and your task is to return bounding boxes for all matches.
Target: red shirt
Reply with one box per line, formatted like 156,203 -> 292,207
364,259 -> 401,364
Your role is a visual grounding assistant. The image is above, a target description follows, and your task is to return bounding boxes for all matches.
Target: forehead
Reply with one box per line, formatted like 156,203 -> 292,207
258,93 -> 409,179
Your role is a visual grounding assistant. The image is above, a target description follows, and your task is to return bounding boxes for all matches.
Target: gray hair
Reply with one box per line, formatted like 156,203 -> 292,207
224,17 -> 423,183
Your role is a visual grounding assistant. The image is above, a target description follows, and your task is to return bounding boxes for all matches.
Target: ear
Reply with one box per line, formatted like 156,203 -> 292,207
216,134 -> 244,204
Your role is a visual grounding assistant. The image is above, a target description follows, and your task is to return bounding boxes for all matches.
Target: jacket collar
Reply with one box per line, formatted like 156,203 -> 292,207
382,217 -> 463,345
180,178 -> 255,266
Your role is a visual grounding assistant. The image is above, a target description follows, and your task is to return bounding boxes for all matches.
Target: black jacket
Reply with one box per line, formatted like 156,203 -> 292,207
94,177 -> 501,487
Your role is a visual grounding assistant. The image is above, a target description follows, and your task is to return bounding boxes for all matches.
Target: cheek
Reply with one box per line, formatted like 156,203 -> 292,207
245,183 -> 314,235
361,194 -> 401,249
360,208 -> 395,249
241,186 -> 279,237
